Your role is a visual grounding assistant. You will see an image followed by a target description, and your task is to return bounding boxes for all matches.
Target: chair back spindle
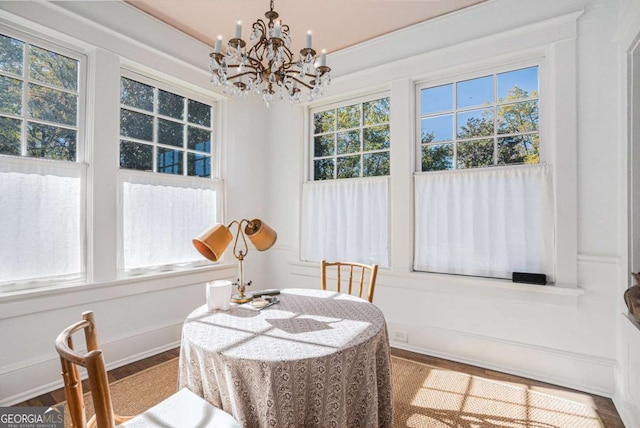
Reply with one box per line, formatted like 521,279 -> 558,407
320,260 -> 379,302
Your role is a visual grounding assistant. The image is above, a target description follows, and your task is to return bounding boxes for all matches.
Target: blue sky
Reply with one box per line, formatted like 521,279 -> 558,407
420,66 -> 538,142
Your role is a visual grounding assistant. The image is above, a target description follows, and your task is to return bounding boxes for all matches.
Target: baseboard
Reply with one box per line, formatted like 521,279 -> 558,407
388,323 -> 615,398
0,320 -> 183,406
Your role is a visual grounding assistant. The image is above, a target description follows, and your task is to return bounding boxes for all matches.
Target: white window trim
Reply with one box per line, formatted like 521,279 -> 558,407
293,11 -> 580,303
407,44 -> 577,288
0,23 -> 89,291
119,69 -> 219,179
306,91 -> 391,182
0,22 -> 88,164
414,59 -> 543,171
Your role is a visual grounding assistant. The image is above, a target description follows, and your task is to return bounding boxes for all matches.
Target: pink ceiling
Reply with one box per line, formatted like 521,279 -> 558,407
125,0 -> 486,55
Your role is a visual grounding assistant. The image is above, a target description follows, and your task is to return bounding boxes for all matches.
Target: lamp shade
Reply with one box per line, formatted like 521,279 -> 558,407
245,219 -> 277,251
192,223 -> 233,262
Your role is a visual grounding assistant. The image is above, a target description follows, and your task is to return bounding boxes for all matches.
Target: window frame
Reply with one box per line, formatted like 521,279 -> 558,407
415,60 -> 543,173
119,69 -> 218,179
0,26 -> 87,163
309,91 -> 391,181
412,58 -> 552,282
0,25 -> 88,291
117,68 -> 223,277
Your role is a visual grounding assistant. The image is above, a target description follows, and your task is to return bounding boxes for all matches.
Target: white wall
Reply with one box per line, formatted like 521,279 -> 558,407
2,1 -> 639,426
0,1 -> 270,405
266,0 -> 635,418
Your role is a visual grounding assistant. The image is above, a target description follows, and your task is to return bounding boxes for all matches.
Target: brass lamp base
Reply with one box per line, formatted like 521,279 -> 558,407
231,293 -> 253,304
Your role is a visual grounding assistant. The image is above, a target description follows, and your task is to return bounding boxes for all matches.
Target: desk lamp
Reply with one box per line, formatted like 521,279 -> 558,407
193,219 -> 277,303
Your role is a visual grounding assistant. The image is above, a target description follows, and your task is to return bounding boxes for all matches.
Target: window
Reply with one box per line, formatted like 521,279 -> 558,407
0,33 -> 80,160
414,64 -> 554,281
302,94 -> 390,267
119,76 -> 214,177
118,74 -> 220,274
419,66 -> 539,171
0,31 -> 85,290
312,96 -> 390,180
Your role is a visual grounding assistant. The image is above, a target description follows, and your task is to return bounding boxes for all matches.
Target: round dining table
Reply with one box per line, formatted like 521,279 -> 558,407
178,288 -> 393,428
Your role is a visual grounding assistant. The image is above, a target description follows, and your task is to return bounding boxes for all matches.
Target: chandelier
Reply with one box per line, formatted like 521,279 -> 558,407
209,0 -> 331,106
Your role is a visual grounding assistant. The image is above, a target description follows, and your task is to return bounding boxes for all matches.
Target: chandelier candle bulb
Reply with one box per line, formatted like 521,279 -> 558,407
274,21 -> 281,38
214,36 -> 222,53
306,31 -> 312,48
235,21 -> 242,39
320,50 -> 327,67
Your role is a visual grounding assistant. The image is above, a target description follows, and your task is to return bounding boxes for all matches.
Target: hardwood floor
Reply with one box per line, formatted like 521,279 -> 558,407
15,347 -> 625,427
391,348 -> 625,428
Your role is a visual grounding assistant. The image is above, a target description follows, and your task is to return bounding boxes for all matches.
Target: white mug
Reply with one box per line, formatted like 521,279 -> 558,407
206,280 -> 232,311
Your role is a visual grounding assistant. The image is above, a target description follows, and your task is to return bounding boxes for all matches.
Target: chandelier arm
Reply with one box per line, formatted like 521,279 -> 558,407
245,56 -> 265,70
252,20 -> 268,40
286,74 -> 314,90
226,70 -> 259,81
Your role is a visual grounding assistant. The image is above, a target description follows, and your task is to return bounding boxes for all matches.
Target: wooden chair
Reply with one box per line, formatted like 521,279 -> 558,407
320,260 -> 379,303
55,311 -> 240,428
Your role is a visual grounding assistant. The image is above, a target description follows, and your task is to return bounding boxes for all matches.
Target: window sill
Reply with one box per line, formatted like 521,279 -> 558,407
0,263 -> 237,319
289,261 -> 583,307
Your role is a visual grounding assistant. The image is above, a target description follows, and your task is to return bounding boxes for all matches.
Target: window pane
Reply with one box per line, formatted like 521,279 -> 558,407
314,159 -> 334,180
158,118 -> 184,148
498,66 -> 538,101
421,115 -> 453,143
337,104 -> 360,130
0,76 -> 22,115
337,155 -> 360,178
337,130 -> 360,154
363,125 -> 390,151
314,134 -> 334,157
188,99 -> 211,126
120,141 -> 153,171
497,100 -> 539,134
363,98 -> 390,125
188,127 -> 211,152
120,109 -> 153,141
421,84 -> 452,115
364,152 -> 389,177
120,77 -> 154,111
457,75 -> 492,108
27,122 -> 76,161
29,45 -> 78,91
159,89 -> 184,120
187,153 -> 211,177
457,139 -> 494,169
157,147 -> 183,174
0,34 -> 24,76
0,116 -> 21,155
498,134 -> 539,165
457,108 -> 494,139
421,144 -> 453,171
314,110 -> 335,134
28,83 -> 77,126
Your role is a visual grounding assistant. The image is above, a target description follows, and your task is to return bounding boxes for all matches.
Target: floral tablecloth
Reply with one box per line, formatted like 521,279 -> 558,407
178,288 -> 393,428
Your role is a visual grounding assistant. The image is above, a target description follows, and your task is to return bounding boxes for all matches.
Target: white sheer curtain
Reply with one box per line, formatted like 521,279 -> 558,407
414,164 -> 554,280
301,177 -> 389,267
120,171 -> 220,271
0,159 -> 84,287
